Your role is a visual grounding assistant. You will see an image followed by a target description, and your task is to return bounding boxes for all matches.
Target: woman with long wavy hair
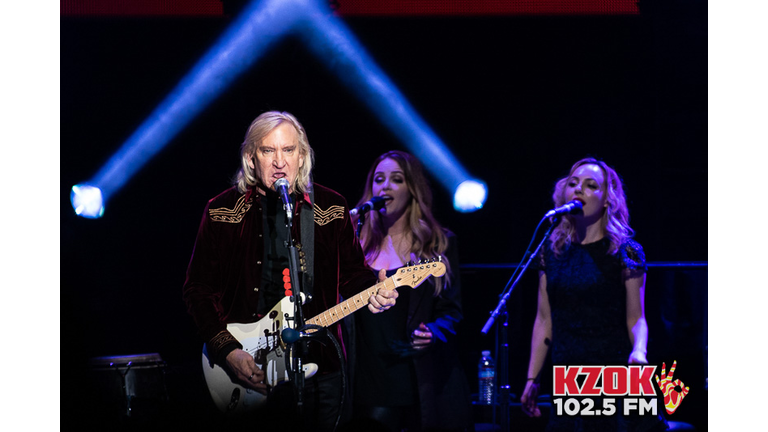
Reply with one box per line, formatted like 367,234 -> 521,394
521,157 -> 666,431
350,150 -> 472,432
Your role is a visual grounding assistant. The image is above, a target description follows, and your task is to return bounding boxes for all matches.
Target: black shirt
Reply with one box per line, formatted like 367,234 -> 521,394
258,190 -> 292,316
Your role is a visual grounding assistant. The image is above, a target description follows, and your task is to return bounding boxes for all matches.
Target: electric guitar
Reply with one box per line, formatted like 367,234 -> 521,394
202,259 -> 446,414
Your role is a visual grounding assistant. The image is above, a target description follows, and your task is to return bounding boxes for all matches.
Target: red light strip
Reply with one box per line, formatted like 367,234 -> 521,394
60,0 -> 224,16
332,0 -> 640,16
60,0 -> 639,17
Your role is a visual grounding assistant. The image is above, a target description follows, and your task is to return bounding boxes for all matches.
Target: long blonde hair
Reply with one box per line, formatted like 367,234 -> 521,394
356,151 -> 451,295
549,157 -> 634,256
234,111 -> 314,194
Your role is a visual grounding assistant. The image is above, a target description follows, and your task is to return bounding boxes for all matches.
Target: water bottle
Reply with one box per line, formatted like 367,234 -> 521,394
478,350 -> 495,405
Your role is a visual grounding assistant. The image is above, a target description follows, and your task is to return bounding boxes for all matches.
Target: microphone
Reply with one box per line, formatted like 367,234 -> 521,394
273,178 -> 293,221
544,200 -> 583,218
281,327 -> 327,344
350,196 -> 391,216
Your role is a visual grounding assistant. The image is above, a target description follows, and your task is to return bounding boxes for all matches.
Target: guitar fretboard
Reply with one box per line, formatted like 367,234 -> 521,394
306,277 -> 396,328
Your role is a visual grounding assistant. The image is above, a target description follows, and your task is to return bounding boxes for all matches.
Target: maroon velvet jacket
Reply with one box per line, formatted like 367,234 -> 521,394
182,183 -> 377,373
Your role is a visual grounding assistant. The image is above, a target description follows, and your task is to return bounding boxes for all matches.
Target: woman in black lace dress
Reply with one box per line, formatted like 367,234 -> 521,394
520,158 -> 666,431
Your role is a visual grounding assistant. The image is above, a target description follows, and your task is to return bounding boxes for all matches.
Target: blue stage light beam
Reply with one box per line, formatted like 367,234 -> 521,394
453,179 -> 488,212
300,4 -> 487,212
70,184 -> 104,218
73,0 -> 300,217
72,0 -> 487,217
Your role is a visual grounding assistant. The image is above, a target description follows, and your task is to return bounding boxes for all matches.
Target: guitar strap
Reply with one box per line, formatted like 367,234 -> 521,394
300,186 -> 315,303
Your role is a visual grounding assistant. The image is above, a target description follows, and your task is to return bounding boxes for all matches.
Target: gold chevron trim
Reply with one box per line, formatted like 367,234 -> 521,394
314,204 -> 345,226
209,194 -> 252,223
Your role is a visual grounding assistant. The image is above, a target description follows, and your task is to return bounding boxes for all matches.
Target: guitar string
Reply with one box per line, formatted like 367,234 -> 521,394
305,265 -> 439,328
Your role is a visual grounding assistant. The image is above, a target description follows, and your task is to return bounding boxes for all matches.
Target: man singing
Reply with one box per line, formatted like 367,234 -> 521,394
183,111 -> 397,431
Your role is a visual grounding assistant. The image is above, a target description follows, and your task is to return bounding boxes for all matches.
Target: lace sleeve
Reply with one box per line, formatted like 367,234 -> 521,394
533,239 -> 550,271
619,239 -> 647,272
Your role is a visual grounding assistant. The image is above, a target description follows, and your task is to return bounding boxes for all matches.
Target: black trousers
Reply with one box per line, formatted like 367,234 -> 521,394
349,405 -> 421,432
265,370 -> 348,432
217,370 -> 348,432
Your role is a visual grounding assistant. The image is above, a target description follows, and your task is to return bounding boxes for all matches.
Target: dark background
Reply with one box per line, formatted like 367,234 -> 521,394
61,0 -> 707,430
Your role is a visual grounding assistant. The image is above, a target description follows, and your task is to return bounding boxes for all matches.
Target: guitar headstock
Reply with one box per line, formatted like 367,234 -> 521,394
390,257 -> 447,289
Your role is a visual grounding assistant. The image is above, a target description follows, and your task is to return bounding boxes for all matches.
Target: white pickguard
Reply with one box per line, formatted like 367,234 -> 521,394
201,295 -> 318,414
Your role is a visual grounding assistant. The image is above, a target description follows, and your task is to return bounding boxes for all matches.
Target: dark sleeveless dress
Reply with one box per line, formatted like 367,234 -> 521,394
541,238 -> 667,432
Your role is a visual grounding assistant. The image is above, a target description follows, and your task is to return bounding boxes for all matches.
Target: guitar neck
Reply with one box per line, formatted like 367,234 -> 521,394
306,277 -> 397,328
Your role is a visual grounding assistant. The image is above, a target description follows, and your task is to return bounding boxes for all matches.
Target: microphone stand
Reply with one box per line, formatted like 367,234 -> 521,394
354,198 -> 390,237
282,195 -> 308,421
481,215 -> 561,432
355,213 -> 365,237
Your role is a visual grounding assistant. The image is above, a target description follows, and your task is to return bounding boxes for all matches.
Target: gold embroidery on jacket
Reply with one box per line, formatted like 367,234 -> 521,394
208,330 -> 239,358
209,195 -> 252,223
314,204 -> 345,226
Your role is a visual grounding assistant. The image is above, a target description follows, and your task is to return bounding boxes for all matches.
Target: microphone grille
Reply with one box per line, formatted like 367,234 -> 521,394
274,178 -> 290,189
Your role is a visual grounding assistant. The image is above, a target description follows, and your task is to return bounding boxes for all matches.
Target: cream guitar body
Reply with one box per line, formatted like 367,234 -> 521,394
202,259 -> 446,414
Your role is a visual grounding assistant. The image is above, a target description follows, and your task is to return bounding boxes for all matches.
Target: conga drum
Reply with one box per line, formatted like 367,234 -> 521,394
87,352 -> 169,422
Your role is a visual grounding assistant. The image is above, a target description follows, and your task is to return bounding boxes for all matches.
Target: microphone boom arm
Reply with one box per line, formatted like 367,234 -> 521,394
481,215 -> 560,334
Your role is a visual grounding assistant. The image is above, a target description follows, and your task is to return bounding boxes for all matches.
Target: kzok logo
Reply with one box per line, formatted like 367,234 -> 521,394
655,361 -> 690,415
554,365 -> 657,396
552,362 -> 690,417
552,365 -> 658,417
